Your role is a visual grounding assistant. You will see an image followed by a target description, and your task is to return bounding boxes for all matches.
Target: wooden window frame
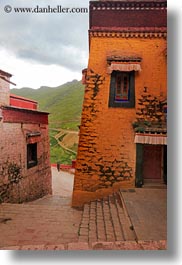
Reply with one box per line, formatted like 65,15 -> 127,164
109,71 -> 135,108
27,143 -> 38,169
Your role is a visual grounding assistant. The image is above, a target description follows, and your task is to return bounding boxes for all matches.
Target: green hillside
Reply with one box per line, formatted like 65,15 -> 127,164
11,80 -> 85,164
11,80 -> 84,130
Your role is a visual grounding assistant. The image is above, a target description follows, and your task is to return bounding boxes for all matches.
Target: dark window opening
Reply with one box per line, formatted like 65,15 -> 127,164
115,72 -> 130,102
27,143 -> 37,169
109,71 -> 135,108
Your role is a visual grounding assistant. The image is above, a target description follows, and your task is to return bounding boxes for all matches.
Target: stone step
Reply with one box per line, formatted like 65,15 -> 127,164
0,240 -> 167,251
143,183 -> 167,189
0,240 -> 167,250
78,191 -> 137,243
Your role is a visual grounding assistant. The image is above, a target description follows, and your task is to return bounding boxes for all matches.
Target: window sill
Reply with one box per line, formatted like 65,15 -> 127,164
27,161 -> 38,169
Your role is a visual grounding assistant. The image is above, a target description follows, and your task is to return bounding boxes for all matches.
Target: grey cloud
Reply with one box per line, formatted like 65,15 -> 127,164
0,0 -> 89,71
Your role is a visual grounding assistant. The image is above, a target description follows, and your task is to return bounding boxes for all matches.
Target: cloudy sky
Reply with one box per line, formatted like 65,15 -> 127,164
0,0 -> 180,89
0,0 -> 90,88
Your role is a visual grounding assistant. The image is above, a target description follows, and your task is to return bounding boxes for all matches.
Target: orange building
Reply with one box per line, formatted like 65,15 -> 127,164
72,0 -> 167,206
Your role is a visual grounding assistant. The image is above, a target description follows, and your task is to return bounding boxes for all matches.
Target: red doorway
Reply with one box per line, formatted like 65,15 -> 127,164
143,145 -> 162,182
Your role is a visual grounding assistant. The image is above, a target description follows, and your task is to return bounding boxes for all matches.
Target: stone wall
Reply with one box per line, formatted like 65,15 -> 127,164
0,76 -> 10,106
72,35 -> 167,206
0,121 -> 52,203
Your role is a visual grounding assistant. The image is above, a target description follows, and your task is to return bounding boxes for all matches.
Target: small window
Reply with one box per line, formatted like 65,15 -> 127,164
115,72 -> 130,102
27,143 -> 37,169
109,71 -> 135,108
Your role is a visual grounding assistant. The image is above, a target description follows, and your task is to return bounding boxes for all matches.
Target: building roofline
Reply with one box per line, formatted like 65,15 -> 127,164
10,94 -> 38,104
1,105 -> 49,115
90,0 -> 167,3
90,0 -> 167,8
0,69 -> 12,78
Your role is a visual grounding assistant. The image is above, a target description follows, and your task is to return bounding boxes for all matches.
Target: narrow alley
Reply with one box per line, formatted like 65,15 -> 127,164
0,167 -> 167,250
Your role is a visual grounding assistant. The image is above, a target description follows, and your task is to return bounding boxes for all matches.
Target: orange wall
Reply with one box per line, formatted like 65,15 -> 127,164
88,36 -> 167,101
72,35 -> 167,206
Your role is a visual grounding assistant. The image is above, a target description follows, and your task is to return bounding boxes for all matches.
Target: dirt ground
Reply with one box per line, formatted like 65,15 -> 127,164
51,167 -> 74,197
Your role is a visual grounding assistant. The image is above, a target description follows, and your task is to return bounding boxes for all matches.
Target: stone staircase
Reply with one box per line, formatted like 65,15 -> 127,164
78,190 -> 137,243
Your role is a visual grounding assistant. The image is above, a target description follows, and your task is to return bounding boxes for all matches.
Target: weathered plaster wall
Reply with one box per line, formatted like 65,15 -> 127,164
0,121 -> 52,203
72,35 -> 167,206
0,77 -> 10,106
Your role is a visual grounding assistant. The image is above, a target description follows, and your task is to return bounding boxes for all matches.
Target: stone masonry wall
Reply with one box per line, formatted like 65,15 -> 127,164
0,76 -> 10,106
72,35 -> 167,206
0,121 -> 52,203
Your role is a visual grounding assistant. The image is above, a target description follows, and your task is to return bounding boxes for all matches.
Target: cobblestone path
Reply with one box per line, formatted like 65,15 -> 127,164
0,188 -> 167,250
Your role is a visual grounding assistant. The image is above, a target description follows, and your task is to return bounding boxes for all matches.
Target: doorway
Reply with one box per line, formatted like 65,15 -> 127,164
143,145 -> 162,182
135,144 -> 167,187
